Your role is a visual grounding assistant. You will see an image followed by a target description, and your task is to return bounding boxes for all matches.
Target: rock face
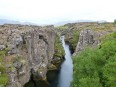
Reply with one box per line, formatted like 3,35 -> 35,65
75,29 -> 100,54
0,24 -> 56,87
58,22 -> 116,55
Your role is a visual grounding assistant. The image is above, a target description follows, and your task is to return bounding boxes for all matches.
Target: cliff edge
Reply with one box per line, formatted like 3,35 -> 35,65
0,24 -> 58,87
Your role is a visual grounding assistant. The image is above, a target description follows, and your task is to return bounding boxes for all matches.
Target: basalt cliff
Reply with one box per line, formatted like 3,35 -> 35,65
0,24 -> 64,87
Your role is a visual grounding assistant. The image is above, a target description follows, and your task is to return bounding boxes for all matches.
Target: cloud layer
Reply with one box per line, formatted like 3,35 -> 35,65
0,0 -> 116,24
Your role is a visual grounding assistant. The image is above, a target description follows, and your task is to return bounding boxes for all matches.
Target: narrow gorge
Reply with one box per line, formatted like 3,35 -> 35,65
0,24 -> 65,87
57,36 -> 73,87
0,22 -> 116,87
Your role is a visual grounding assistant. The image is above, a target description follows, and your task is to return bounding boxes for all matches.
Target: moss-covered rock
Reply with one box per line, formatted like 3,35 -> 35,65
54,34 -> 64,57
56,22 -> 116,54
0,49 -> 9,86
52,34 -> 65,69
55,25 -> 68,35
63,29 -> 80,53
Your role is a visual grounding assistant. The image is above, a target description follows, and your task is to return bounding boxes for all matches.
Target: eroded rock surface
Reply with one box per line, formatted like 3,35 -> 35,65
75,29 -> 100,54
0,24 -> 56,87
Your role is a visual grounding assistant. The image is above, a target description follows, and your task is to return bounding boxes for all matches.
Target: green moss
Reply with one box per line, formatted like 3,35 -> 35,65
8,55 -> 27,72
0,49 -> 9,86
65,30 -> 80,51
52,34 -> 65,69
55,25 -> 68,35
54,34 -> 65,58
12,55 -> 26,64
38,67 -> 44,72
47,64 -> 57,70
56,25 -> 68,31
0,74 -> 9,85
70,30 -> 80,50
56,25 -> 80,51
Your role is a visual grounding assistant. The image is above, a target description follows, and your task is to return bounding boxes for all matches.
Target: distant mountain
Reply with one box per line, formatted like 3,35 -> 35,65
0,19 -> 20,24
54,20 -> 96,26
54,20 -> 75,26
0,19 -> 107,26
0,19 -> 36,25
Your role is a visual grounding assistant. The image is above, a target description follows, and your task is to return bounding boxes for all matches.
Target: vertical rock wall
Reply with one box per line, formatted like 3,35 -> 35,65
74,29 -> 100,55
0,24 -> 56,87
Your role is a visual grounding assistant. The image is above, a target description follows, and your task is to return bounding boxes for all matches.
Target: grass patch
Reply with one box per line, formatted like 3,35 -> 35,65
54,34 -> 65,58
72,31 -> 116,87
65,30 -> 80,51
70,30 -> 80,50
0,49 -> 9,86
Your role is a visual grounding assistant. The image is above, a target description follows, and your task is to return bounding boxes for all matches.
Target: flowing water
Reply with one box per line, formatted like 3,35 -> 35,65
24,36 -> 73,87
57,36 -> 73,87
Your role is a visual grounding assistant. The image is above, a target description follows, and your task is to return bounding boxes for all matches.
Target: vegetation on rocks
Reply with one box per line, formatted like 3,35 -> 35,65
54,25 -> 67,57
55,25 -> 68,36
57,25 -> 68,31
72,31 -> 116,87
68,30 -> 80,50
54,34 -> 65,59
52,34 -> 65,69
0,49 -> 9,87
63,29 -> 80,53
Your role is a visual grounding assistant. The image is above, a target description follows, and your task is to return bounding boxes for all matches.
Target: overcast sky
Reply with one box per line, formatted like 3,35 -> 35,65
0,0 -> 116,24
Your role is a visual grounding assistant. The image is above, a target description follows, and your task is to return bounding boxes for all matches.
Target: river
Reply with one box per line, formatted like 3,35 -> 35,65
24,36 -> 73,87
57,36 -> 73,87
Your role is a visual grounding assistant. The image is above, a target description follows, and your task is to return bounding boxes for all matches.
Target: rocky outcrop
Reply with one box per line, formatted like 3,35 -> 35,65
74,29 -> 100,55
57,22 -> 116,55
0,24 -> 56,87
